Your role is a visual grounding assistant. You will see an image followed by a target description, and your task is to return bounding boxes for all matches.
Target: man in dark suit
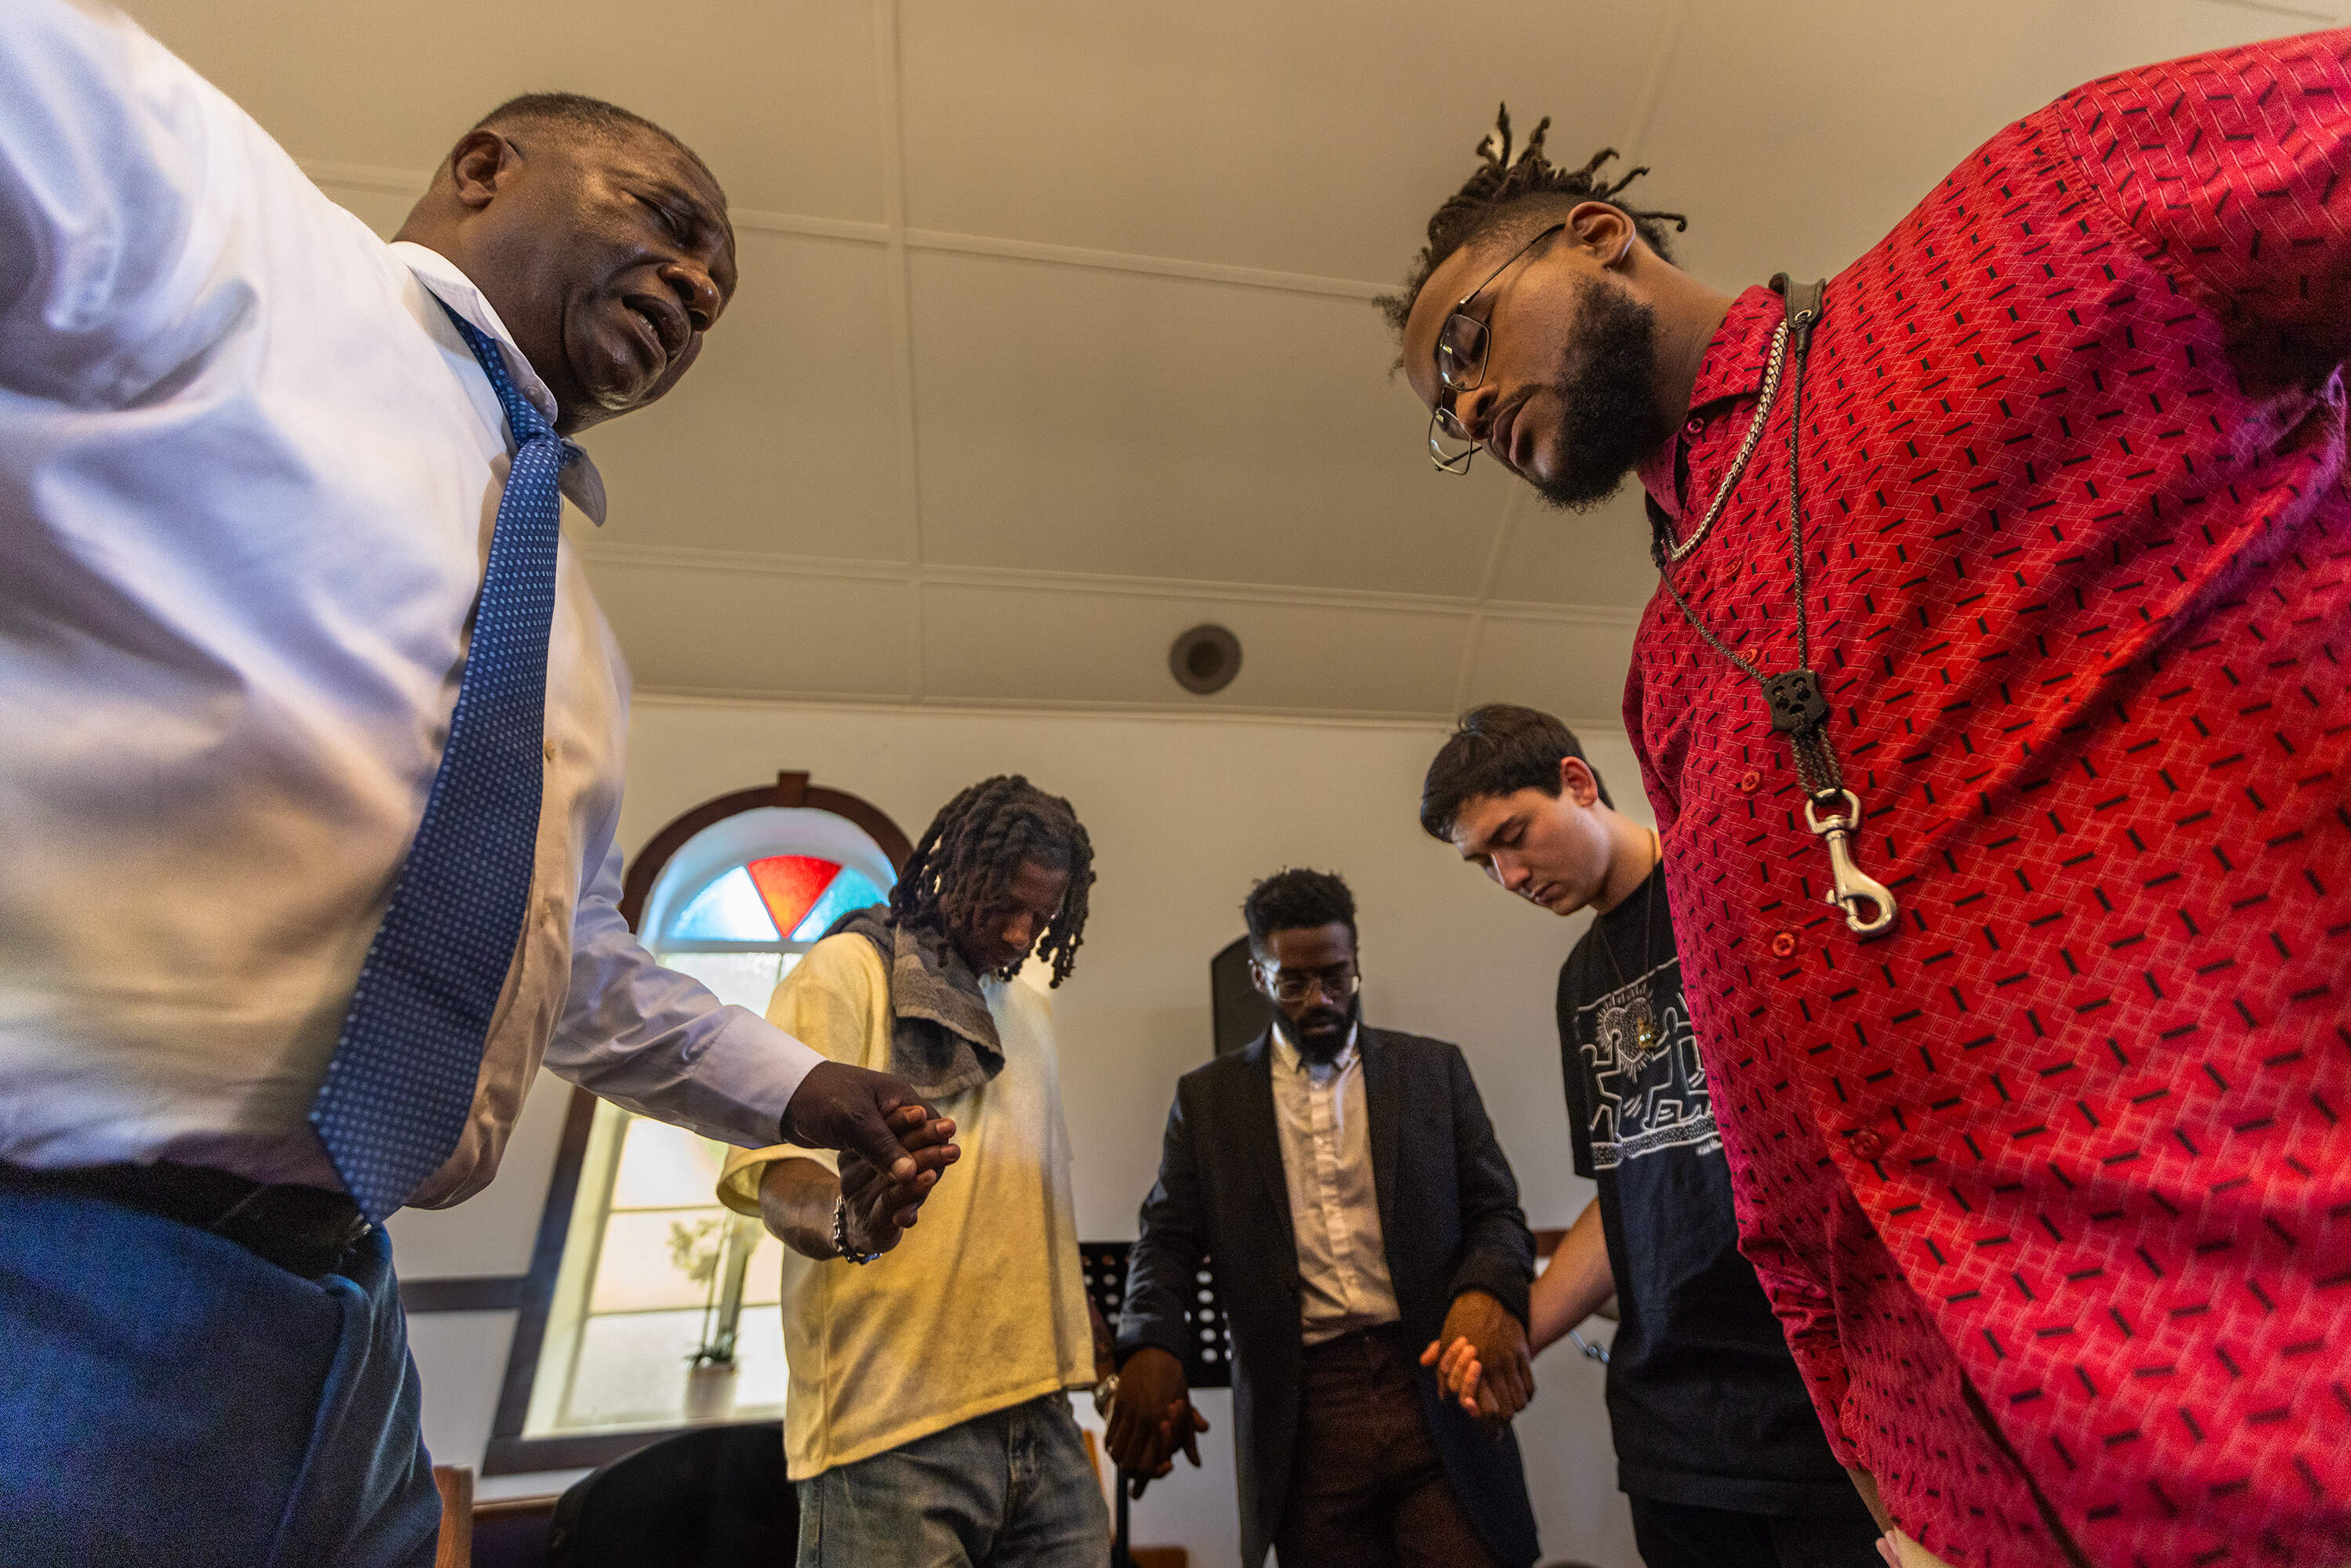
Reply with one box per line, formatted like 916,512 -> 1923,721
1106,868 -> 1540,1568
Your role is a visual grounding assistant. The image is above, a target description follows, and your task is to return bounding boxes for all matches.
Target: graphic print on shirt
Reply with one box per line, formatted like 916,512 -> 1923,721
1573,958 -> 1719,1168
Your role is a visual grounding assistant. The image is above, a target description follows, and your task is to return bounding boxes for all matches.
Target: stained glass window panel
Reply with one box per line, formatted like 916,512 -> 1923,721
668,865 -> 777,943
744,856 -> 839,939
790,867 -> 889,942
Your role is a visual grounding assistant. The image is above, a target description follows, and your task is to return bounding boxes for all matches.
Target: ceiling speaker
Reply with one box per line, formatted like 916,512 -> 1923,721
1168,624 -> 1242,695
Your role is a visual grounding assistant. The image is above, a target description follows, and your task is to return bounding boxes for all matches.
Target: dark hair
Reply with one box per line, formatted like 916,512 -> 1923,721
889,775 -> 1094,986
1420,703 -> 1614,841
473,92 -> 716,188
1376,105 -> 1686,343
1242,868 -> 1358,956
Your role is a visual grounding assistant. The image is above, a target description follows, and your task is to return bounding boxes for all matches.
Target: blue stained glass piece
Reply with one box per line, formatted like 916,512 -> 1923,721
668,865 -> 779,942
791,867 -> 889,941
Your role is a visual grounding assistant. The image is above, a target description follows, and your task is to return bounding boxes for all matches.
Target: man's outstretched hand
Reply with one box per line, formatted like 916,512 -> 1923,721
1419,1288 -> 1534,1429
781,1060 -> 951,1184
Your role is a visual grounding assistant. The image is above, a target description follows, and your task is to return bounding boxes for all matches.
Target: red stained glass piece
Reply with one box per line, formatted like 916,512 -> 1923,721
745,855 -> 840,938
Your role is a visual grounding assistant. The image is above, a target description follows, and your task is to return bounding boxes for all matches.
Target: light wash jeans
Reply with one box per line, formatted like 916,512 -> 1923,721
796,1392 -> 1110,1568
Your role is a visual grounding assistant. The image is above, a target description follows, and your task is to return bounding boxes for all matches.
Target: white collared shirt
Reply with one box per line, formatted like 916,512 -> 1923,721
1270,1023 -> 1402,1345
0,0 -> 817,1204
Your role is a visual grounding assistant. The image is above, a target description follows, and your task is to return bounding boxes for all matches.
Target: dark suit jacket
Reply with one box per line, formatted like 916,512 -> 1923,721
1117,1027 -> 1540,1568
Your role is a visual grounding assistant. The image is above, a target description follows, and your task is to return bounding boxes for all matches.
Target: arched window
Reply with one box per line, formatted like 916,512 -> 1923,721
487,775 -> 910,1473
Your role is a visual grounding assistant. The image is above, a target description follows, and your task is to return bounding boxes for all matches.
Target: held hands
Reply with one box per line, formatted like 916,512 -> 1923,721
1103,1346 -> 1209,1499
1418,1289 -> 1534,1431
835,1102 -> 959,1253
784,1060 -> 958,1190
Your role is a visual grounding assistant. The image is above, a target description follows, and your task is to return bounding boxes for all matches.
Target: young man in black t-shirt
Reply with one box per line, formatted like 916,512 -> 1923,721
1417,705 -> 1885,1568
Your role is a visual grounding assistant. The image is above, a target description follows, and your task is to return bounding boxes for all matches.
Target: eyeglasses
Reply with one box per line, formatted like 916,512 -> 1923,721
1255,964 -> 1363,1005
1427,221 -> 1567,474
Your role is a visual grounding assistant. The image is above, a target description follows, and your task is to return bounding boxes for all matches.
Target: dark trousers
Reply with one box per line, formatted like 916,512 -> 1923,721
1273,1325 -> 1503,1568
0,1181 -> 442,1568
1628,1494 -> 1887,1568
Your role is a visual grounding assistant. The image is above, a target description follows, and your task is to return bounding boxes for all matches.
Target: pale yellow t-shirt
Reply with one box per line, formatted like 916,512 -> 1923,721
716,933 -> 1096,1479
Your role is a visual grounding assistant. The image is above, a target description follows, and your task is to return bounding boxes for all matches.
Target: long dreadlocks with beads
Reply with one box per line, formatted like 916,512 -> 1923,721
1376,104 -> 1687,341
888,774 -> 1095,987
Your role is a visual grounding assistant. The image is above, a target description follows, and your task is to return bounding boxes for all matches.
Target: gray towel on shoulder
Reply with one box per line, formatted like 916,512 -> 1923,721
822,905 -> 1003,1100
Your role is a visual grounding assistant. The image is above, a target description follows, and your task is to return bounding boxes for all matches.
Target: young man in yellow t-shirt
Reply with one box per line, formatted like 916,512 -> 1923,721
719,775 -> 1110,1568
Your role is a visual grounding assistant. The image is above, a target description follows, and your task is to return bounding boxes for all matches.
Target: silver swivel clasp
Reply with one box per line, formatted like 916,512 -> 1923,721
1804,789 -> 1896,938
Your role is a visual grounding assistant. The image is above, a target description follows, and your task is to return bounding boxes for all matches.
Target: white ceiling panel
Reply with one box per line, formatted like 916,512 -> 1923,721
125,0 -> 889,223
1642,0 -> 2335,293
1486,487 -> 1667,610
103,0 -> 2327,722
579,555 -> 915,698
907,249 -> 1511,594
585,230 -> 907,563
1462,613 -> 1642,731
897,0 -> 1666,284
921,580 -> 1468,715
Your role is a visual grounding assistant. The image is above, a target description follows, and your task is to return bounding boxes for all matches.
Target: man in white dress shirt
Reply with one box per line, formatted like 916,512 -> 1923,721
0,4 -> 952,1564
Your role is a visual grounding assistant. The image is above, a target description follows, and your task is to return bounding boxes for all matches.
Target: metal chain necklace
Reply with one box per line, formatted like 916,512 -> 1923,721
1597,830 -> 1664,1049
1666,322 -> 1788,564
1655,277 -> 1896,939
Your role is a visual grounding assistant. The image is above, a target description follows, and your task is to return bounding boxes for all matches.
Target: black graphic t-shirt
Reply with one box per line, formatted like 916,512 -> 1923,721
1557,862 -> 1857,1513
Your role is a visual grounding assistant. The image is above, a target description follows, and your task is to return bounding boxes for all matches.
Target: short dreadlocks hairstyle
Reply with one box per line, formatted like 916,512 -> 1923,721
1242,868 -> 1358,958
1420,704 -> 1614,842
1377,104 -> 1686,343
889,775 -> 1094,986
472,92 -> 716,188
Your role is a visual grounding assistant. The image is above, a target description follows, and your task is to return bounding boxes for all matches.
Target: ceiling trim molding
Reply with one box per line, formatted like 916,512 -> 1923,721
572,538 -> 1644,625
299,161 -> 1391,300
625,687 -> 1633,734
632,688 -> 1429,727
2196,0 -> 2336,19
900,228 -> 1388,301
302,160 -> 430,196
915,561 -> 1472,617
1479,597 -> 1646,629
574,541 -> 909,582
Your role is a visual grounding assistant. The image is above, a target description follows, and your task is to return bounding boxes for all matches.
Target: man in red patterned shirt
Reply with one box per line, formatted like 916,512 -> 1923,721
1383,32 -> 2351,1568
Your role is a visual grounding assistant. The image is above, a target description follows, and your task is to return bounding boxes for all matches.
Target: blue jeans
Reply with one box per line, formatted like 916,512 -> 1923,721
797,1392 -> 1110,1568
0,1181 -> 441,1568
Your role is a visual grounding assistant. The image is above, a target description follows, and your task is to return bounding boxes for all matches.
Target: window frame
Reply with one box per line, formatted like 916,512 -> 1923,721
484,771 -> 911,1476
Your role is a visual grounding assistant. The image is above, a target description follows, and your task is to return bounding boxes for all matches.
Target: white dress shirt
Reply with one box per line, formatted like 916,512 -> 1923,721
0,0 -> 817,1205
1270,1023 -> 1402,1345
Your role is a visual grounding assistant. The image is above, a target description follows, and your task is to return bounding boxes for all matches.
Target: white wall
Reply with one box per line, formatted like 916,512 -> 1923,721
393,695 -> 1651,1568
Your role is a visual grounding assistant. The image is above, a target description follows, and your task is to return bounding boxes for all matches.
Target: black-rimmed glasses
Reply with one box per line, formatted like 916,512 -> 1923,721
1427,221 -> 1567,474
1255,963 -> 1363,1005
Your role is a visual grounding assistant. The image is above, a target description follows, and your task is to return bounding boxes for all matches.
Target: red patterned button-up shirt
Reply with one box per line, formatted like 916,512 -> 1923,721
1627,34 -> 2351,1568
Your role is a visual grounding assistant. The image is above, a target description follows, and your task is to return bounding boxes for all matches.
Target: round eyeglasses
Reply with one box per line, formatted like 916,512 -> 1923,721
1427,221 -> 1567,474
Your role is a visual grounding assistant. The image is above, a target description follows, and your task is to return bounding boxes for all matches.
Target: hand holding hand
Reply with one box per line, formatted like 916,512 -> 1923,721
782,1061 -> 950,1185
835,1104 -> 958,1253
1418,1289 -> 1533,1427
1103,1346 -> 1208,1497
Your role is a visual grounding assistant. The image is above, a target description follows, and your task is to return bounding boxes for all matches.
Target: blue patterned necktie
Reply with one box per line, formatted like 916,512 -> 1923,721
311,302 -> 579,1223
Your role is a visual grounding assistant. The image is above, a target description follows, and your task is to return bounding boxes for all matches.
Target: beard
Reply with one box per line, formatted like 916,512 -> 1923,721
1289,994 -> 1362,1065
1528,272 -> 1675,512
